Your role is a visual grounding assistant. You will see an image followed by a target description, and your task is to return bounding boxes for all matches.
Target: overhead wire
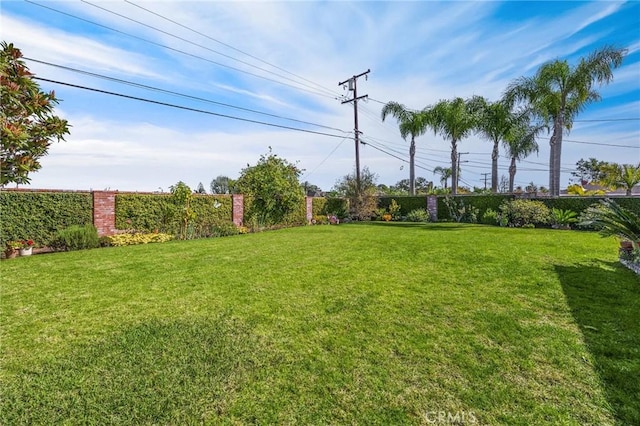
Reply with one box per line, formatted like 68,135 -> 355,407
25,0 -> 336,100
25,57 -> 349,134
34,77 -> 349,139
123,0 -> 343,99
80,0 -> 340,99
301,133 -> 353,180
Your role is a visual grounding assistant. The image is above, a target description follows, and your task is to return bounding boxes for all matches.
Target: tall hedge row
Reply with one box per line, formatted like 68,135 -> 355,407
378,196 -> 428,215
311,197 -> 349,218
115,194 -> 233,233
539,196 -> 640,214
0,192 -> 93,246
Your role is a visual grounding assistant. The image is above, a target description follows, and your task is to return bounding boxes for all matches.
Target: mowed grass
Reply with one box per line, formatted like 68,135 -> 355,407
1,223 -> 638,425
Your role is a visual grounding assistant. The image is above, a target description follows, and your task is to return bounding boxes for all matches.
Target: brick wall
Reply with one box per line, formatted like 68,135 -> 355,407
232,194 -> 244,227
93,191 -> 117,236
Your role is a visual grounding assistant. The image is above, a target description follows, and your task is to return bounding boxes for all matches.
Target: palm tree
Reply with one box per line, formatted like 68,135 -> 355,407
601,163 -> 640,196
468,96 -> 515,193
428,97 -> 478,195
433,166 -> 452,190
502,115 -> 544,193
381,102 -> 430,195
505,46 -> 626,196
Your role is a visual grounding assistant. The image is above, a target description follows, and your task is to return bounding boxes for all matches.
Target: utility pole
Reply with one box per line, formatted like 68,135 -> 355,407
481,172 -> 490,190
339,69 -> 370,193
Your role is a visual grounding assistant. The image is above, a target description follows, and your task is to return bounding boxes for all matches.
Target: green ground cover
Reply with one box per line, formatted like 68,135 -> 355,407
1,223 -> 638,425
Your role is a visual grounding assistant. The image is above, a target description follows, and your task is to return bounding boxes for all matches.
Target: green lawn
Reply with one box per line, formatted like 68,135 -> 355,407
1,223 -> 638,425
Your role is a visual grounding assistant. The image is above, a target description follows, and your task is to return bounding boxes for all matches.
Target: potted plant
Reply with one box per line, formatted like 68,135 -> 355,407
20,239 -> 34,256
4,241 -> 22,259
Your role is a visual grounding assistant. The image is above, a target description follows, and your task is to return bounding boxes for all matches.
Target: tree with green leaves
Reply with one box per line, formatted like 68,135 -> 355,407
502,115 -> 543,193
600,162 -> 640,196
392,177 -> 432,194
571,157 -> 609,184
505,46 -> 626,196
210,175 -> 235,194
1,41 -> 70,186
428,98 -> 478,194
235,151 -> 304,226
381,101 -> 431,195
333,166 -> 378,220
432,166 -> 452,190
170,181 -> 195,240
468,96 -> 517,193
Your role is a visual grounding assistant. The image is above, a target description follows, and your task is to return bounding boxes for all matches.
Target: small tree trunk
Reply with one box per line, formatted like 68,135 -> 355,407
549,132 -> 556,196
509,157 -> 516,193
451,140 -> 458,195
491,139 -> 499,193
409,136 -> 416,196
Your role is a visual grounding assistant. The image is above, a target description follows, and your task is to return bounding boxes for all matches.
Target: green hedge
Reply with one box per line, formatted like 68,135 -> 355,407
440,194 -> 514,220
378,196 -> 427,215
435,195 -> 639,222
312,197 -> 327,217
540,197 -> 640,215
0,191 -> 93,246
115,194 -> 233,234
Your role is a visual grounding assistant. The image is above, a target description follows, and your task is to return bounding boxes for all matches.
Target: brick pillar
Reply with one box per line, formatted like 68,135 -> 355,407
306,197 -> 313,224
232,194 -> 244,227
93,191 -> 117,236
427,195 -> 438,222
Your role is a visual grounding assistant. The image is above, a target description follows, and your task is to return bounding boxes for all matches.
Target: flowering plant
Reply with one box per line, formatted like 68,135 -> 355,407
22,239 -> 34,249
6,240 -> 22,250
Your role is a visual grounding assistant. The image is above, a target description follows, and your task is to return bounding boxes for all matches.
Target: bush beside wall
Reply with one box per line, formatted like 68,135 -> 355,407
0,191 -> 93,246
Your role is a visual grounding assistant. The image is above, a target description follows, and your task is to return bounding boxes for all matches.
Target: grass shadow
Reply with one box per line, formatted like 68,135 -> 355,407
555,262 -> 640,425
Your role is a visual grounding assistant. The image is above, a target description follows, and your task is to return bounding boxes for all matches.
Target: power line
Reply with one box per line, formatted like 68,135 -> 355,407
25,57 -> 348,134
124,0 -> 342,99
301,133 -> 353,180
34,77 -> 348,139
563,139 -> 638,148
25,0 -> 336,100
80,0 -> 339,99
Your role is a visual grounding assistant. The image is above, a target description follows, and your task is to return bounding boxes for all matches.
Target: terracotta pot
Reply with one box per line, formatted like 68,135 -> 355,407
4,249 -> 18,259
620,241 -> 640,252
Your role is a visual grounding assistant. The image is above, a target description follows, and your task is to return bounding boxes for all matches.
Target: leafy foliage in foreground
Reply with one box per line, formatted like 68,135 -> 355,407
1,42 -> 70,185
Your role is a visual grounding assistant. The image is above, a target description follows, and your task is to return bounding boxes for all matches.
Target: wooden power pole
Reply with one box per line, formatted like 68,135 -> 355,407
339,69 -> 370,192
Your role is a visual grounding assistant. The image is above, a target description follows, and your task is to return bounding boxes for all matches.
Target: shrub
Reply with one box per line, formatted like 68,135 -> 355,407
443,196 -> 479,223
579,199 -> 640,245
104,233 -> 174,247
405,208 -> 430,222
51,225 -> 99,251
388,199 -> 401,220
550,209 -> 578,227
312,215 -> 328,225
499,200 -> 551,228
481,208 -> 499,225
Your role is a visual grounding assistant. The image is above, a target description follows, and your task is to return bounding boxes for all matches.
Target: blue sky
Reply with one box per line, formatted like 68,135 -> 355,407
1,0 -> 638,192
